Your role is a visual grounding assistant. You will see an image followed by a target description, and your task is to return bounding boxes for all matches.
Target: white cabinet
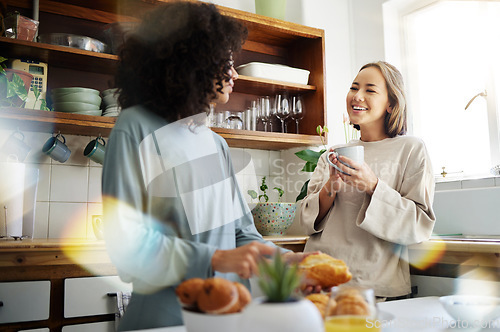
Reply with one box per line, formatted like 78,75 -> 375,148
0,280 -> 50,324
62,321 -> 115,332
64,276 -> 132,318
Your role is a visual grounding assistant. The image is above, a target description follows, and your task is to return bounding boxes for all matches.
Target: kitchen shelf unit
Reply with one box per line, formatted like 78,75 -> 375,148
1,0 -> 326,150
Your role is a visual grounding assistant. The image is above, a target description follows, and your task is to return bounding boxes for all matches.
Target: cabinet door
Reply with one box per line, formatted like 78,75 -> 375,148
62,321 -> 114,332
0,280 -> 50,323
64,276 -> 132,317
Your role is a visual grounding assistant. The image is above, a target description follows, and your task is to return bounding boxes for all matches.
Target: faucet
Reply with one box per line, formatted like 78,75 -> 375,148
465,90 -> 487,110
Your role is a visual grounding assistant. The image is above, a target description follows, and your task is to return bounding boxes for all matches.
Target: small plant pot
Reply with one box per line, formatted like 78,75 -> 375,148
240,297 -> 323,332
251,202 -> 296,236
181,308 -> 242,332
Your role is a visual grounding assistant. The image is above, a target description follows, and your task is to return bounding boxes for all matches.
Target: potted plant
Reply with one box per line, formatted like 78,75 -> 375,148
0,56 -> 33,107
0,56 -> 50,110
248,176 -> 296,236
240,252 -> 323,332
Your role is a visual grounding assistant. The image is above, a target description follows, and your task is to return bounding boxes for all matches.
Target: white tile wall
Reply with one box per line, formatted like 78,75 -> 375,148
50,165 -> 89,202
2,128 -> 302,239
48,202 -> 87,238
87,166 -> 103,203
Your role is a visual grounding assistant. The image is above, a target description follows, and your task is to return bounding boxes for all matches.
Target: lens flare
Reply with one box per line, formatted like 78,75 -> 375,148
408,237 -> 447,271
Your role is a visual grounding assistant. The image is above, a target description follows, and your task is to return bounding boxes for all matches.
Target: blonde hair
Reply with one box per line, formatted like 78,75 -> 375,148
353,61 -> 407,137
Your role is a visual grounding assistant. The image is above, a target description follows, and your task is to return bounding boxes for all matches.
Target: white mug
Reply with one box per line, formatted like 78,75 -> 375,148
326,145 -> 364,175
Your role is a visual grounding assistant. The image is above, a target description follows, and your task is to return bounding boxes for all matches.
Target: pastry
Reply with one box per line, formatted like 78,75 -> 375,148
197,277 -> 239,314
306,293 -> 338,318
234,281 -> 252,312
175,277 -> 205,308
299,253 -> 352,288
332,287 -> 371,316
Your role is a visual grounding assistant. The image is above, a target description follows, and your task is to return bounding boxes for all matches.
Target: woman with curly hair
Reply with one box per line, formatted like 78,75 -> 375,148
102,2 -> 311,330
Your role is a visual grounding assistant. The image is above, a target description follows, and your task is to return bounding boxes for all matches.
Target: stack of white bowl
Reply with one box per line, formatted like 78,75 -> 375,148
51,87 -> 102,116
101,88 -> 121,117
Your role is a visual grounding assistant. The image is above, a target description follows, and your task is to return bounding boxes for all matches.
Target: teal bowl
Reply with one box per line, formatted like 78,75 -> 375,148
51,87 -> 100,96
251,202 -> 296,236
53,101 -> 100,113
52,92 -> 102,106
73,109 -> 103,116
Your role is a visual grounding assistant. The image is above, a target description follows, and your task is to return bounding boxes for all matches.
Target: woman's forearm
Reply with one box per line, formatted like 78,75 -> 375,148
315,183 -> 336,226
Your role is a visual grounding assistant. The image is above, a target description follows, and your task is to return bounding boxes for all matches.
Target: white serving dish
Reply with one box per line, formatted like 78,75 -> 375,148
439,295 -> 500,324
236,62 -> 310,85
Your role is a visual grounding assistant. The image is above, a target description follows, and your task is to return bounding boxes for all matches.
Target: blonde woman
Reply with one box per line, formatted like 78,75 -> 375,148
300,61 -> 436,300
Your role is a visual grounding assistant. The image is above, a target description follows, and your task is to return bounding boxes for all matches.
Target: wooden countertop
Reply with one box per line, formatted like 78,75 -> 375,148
1,236 -> 498,271
0,235 -> 309,250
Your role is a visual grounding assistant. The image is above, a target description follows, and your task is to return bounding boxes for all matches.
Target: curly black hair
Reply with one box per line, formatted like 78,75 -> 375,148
115,1 -> 247,122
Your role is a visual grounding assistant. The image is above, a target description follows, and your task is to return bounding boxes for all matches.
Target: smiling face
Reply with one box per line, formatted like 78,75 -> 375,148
212,65 -> 238,105
346,66 -> 392,138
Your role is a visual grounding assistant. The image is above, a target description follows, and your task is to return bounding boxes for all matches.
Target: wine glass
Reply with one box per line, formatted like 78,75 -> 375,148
291,95 -> 305,134
258,96 -> 271,132
274,92 -> 290,133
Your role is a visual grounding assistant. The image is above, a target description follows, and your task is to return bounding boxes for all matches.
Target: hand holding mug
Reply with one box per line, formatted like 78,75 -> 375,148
326,146 -> 364,176
326,146 -> 378,195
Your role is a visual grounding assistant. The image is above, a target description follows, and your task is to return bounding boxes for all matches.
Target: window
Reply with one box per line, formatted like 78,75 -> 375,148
385,0 -> 500,179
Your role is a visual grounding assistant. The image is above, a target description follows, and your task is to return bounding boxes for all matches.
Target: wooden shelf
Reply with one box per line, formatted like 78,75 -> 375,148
0,108 -> 322,149
1,0 -> 326,150
0,107 -> 116,137
0,36 -> 118,74
212,128 -> 322,150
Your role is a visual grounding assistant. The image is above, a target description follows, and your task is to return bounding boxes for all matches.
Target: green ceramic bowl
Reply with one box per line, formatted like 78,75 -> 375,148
73,109 -> 103,116
51,87 -> 100,96
53,101 -> 100,113
52,92 -> 102,106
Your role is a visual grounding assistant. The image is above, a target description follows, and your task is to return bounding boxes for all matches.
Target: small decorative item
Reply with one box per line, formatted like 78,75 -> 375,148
3,11 -> 39,42
248,176 -> 296,236
255,0 -> 287,20
240,252 -> 324,332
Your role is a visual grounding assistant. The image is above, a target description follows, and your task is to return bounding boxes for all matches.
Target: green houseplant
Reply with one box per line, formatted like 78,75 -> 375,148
248,176 -> 296,236
0,56 -> 32,107
239,252 -> 323,332
294,125 -> 328,201
0,56 -> 50,110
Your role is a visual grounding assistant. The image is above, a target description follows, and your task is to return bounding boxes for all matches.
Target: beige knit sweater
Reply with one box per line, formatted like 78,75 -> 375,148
300,135 -> 436,297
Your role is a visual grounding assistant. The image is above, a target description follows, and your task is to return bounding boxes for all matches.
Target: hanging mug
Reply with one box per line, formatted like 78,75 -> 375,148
84,136 -> 106,165
0,130 -> 32,162
42,133 -> 71,163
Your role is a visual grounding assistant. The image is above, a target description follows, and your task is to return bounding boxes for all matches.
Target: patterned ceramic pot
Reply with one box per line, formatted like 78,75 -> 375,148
251,202 -> 296,236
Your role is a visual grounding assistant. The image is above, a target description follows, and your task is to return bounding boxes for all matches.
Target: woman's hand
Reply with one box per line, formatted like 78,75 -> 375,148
330,154 -> 378,195
211,242 -> 276,279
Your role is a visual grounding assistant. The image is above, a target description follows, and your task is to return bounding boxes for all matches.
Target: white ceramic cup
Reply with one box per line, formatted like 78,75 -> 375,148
326,145 -> 364,175
1,130 -> 32,162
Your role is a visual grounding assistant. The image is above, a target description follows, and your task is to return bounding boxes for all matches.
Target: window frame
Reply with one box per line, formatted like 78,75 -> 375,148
383,0 -> 500,180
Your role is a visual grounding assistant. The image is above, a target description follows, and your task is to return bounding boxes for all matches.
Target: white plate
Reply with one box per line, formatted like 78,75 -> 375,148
377,310 -> 395,322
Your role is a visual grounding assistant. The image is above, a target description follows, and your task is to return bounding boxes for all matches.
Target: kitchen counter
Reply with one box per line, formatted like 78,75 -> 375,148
408,236 -> 500,280
0,236 -> 309,272
125,296 -> 500,331
1,235 -> 499,279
